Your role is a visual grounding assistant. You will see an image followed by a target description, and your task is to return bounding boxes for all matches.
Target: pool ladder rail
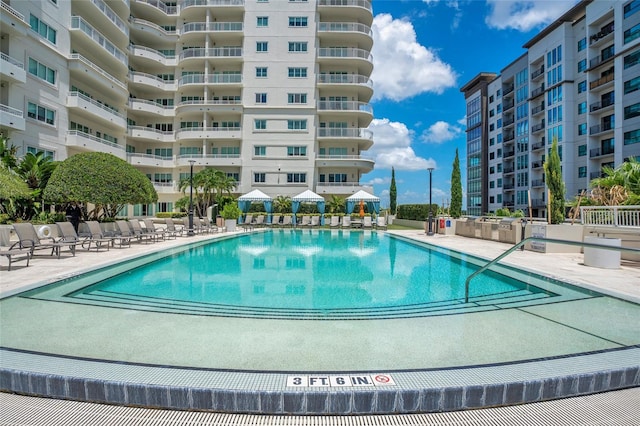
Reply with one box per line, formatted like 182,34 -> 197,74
465,236 -> 640,303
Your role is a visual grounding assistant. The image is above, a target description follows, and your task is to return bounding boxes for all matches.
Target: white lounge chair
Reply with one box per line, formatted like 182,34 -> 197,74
329,216 -> 340,228
341,216 -> 351,228
376,216 -> 388,230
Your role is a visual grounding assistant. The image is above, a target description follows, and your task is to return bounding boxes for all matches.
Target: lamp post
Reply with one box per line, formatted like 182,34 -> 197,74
187,160 -> 195,236
520,217 -> 527,251
427,167 -> 434,236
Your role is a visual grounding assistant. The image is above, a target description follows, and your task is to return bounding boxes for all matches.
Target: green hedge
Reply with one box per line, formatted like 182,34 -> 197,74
156,212 -> 187,218
397,204 -> 437,221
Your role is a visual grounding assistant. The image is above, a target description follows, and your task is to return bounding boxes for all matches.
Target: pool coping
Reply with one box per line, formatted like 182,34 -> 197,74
1,229 -> 639,414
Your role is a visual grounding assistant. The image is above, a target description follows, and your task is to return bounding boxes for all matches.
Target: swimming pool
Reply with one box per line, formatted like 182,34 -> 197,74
1,229 -> 639,413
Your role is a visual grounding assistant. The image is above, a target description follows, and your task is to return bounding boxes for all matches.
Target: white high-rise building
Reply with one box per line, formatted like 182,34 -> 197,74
0,0 -> 375,215
462,0 -> 640,218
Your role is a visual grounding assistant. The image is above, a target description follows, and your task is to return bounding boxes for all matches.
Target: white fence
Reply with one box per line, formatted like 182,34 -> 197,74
580,205 -> 640,228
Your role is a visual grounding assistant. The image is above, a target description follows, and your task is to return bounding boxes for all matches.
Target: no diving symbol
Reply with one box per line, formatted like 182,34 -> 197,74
373,374 -> 395,386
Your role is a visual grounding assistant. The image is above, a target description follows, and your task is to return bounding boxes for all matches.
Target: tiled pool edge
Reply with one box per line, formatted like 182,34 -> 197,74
1,349 -> 639,414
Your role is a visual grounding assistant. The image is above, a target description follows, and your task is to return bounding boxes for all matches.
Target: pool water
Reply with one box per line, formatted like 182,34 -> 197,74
1,229 -> 639,372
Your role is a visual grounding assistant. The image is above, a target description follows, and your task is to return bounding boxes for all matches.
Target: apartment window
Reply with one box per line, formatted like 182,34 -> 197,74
179,147 -> 201,155
496,103 -> 502,113
329,173 -> 347,183
180,121 -> 201,128
27,146 -> 54,159
624,49 -> 640,69
257,16 -> 268,27
625,102 -> 640,119
27,102 -> 55,125
624,23 -> 640,44
30,14 -> 57,44
254,146 -> 266,156
489,95 -> 494,103
287,120 -> 307,130
624,76 -> 640,94
489,166 -> 495,174
490,152 -> 495,160
578,123 -> 587,135
254,119 -> 267,130
287,173 -> 306,183
154,148 -> 172,158
578,37 -> 586,51
578,102 -> 587,114
578,144 -> 587,156
578,80 -> 587,93
624,129 -> 640,145
156,202 -> 173,213
287,146 -> 306,156
153,173 -> 172,183
624,0 -> 640,18
578,59 -> 587,72
489,137 -> 495,146
578,166 -> 587,178
255,93 -> 267,103
288,67 -> 307,77
288,42 -> 308,52
497,163 -> 503,172
288,93 -> 307,104
254,173 -> 266,183
489,109 -> 495,117
489,123 -> 495,131
289,17 -> 308,27
489,181 -> 495,189
256,67 -> 268,77
256,41 -> 268,52
28,58 -> 56,84
497,178 -> 503,188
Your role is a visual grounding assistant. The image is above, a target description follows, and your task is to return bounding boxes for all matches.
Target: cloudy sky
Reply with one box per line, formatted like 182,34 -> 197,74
365,0 -> 580,209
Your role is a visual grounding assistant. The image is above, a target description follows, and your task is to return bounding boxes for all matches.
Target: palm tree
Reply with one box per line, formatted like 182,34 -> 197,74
591,157 -> 640,205
179,168 -> 236,217
273,195 -> 292,213
15,151 -> 57,218
0,136 -> 18,170
327,195 -> 345,214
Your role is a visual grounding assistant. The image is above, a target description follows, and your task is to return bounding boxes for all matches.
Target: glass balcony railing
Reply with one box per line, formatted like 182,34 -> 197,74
70,16 -> 127,67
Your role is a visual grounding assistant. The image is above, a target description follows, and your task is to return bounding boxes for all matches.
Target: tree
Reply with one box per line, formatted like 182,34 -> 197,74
43,152 -> 157,219
0,136 -> 18,170
544,138 -> 566,224
327,195 -> 344,214
389,167 -> 397,215
0,167 -> 31,217
273,195 -> 292,214
15,151 -> 57,217
590,157 -> 640,205
450,149 -> 462,218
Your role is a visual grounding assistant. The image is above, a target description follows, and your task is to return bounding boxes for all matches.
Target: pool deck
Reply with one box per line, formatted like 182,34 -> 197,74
1,228 -> 639,417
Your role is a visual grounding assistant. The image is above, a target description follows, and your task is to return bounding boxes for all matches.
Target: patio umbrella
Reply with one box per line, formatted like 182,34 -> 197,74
359,199 -> 365,219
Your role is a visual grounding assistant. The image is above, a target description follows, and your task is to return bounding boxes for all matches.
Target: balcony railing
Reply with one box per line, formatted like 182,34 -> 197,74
70,16 -> 128,67
180,0 -> 245,9
317,47 -> 372,61
68,92 -> 125,119
503,150 -> 515,158
503,85 -> 514,96
531,65 -> 544,80
0,52 -> 23,69
503,117 -> 514,127
1,103 -> 24,118
503,167 -> 514,174
502,100 -> 514,110
590,72 -> 614,90
318,22 -> 372,37
531,102 -> 545,115
1,1 -> 25,22
69,54 -> 127,91
91,0 -> 128,36
182,22 -> 243,33
180,47 -> 242,60
503,183 -> 514,190
531,179 -> 545,187
532,161 -> 543,169
136,0 -> 177,15
503,133 -> 515,143
317,73 -> 372,88
317,101 -> 373,114
589,146 -> 615,158
589,122 -> 614,135
130,18 -> 178,36
589,22 -> 615,45
590,96 -> 614,112
317,128 -> 373,139
580,205 -> 640,227
590,171 -> 604,179
67,130 -> 124,151
531,120 -> 545,133
590,50 -> 615,69
318,0 -> 373,13
530,84 -> 545,98
531,141 -> 545,151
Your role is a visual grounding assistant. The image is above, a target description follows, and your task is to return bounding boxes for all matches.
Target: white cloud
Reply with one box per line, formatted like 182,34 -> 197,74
485,0 -> 580,32
457,116 -> 466,126
367,118 -> 437,171
421,121 -> 463,144
371,14 -> 457,101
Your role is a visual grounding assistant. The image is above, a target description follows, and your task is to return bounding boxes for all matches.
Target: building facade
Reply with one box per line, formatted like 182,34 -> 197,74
461,0 -> 640,218
0,0 -> 375,216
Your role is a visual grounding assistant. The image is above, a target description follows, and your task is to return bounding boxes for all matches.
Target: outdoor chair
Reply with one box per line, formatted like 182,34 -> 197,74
300,216 -> 311,227
143,219 -> 167,241
341,216 -> 351,229
13,223 -> 76,259
165,218 -> 184,237
128,220 -> 155,243
113,220 -> 137,246
254,215 -> 265,227
0,241 -> 32,270
56,221 -> 88,249
201,217 -> 219,233
84,221 -> 115,251
329,216 -> 340,228
376,216 -> 388,230
310,216 -> 320,227
363,216 -> 373,229
281,215 -> 292,228
267,215 -> 282,227
240,214 -> 254,231
192,217 -> 208,234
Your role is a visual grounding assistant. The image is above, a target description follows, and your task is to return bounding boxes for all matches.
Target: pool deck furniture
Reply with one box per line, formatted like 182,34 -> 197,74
341,216 -> 351,228
142,219 -> 167,241
281,215 -> 292,228
363,216 -> 373,229
266,215 -> 282,227
310,216 -> 320,227
329,216 -> 340,228
254,215 -> 265,227
376,216 -> 388,230
165,218 -> 185,238
128,220 -> 155,244
12,223 -> 75,259
0,242 -> 32,271
82,221 -> 115,251
299,216 -> 311,227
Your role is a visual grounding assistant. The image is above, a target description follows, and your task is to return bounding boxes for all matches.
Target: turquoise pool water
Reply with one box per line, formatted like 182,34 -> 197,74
1,229 -> 639,372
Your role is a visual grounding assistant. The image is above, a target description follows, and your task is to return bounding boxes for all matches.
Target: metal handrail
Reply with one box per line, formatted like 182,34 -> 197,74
464,236 -> 640,303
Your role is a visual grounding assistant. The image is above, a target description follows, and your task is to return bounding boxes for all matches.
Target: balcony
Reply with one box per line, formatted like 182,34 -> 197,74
317,100 -> 373,116
318,0 -> 373,14
590,72 -> 614,91
315,155 -> 374,172
531,198 -> 546,208
69,55 -> 128,99
589,122 -> 614,135
67,92 -> 127,128
317,73 -> 373,91
179,47 -> 243,63
503,149 -> 515,159
178,73 -> 242,87
590,171 -> 604,179
0,52 -> 25,84
0,1 -> 29,36
318,22 -> 373,49
175,154 -> 242,167
316,182 -> 374,196
317,128 -> 373,150
503,133 -> 515,143
531,179 -> 545,188
530,84 -> 545,99
129,71 -> 177,91
590,146 -> 615,158
127,153 -> 174,168
531,141 -> 545,151
589,21 -> 614,46
0,104 -> 25,131
589,96 -> 614,113
502,100 -> 514,111
317,48 -> 373,73
531,65 -> 544,81
531,102 -> 545,116
66,130 -> 126,159
589,49 -> 615,69
531,120 -> 545,133
180,0 -> 245,20
176,98 -> 242,114
503,167 -> 514,174
129,99 -> 175,117
152,182 -> 177,194
74,0 -> 128,39
503,117 -> 515,127
503,183 -> 515,190
129,45 -> 178,66
128,126 -> 174,143
532,161 -> 543,169
503,85 -> 514,96
129,18 -> 178,41
132,0 -> 178,16
182,21 -> 242,34
70,16 -> 128,69
175,127 -> 242,141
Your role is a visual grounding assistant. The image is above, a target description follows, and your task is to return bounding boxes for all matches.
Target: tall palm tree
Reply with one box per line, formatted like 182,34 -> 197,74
327,195 -> 345,214
15,151 -> 57,217
273,195 -> 292,213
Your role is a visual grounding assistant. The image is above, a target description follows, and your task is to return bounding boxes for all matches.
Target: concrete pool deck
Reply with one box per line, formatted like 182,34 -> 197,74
1,228 -> 639,416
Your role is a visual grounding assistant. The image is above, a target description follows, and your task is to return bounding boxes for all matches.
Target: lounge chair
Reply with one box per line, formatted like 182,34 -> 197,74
0,242 -> 32,270
127,220 -> 154,244
363,216 -> 373,229
341,216 -> 351,228
143,219 -> 167,241
310,216 -> 320,227
300,216 -> 311,227
193,217 -> 208,234
202,217 -> 219,233
329,216 -> 340,228
376,216 -> 388,230
113,220 -> 137,246
240,214 -> 254,231
267,214 -> 281,227
84,221 -> 115,251
165,218 -> 185,237
13,223 -> 76,258
254,215 -> 265,227
281,215 -> 292,227
56,221 -> 88,249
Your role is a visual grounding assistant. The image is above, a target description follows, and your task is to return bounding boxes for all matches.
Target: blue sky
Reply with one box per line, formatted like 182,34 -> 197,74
365,0 -> 580,209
